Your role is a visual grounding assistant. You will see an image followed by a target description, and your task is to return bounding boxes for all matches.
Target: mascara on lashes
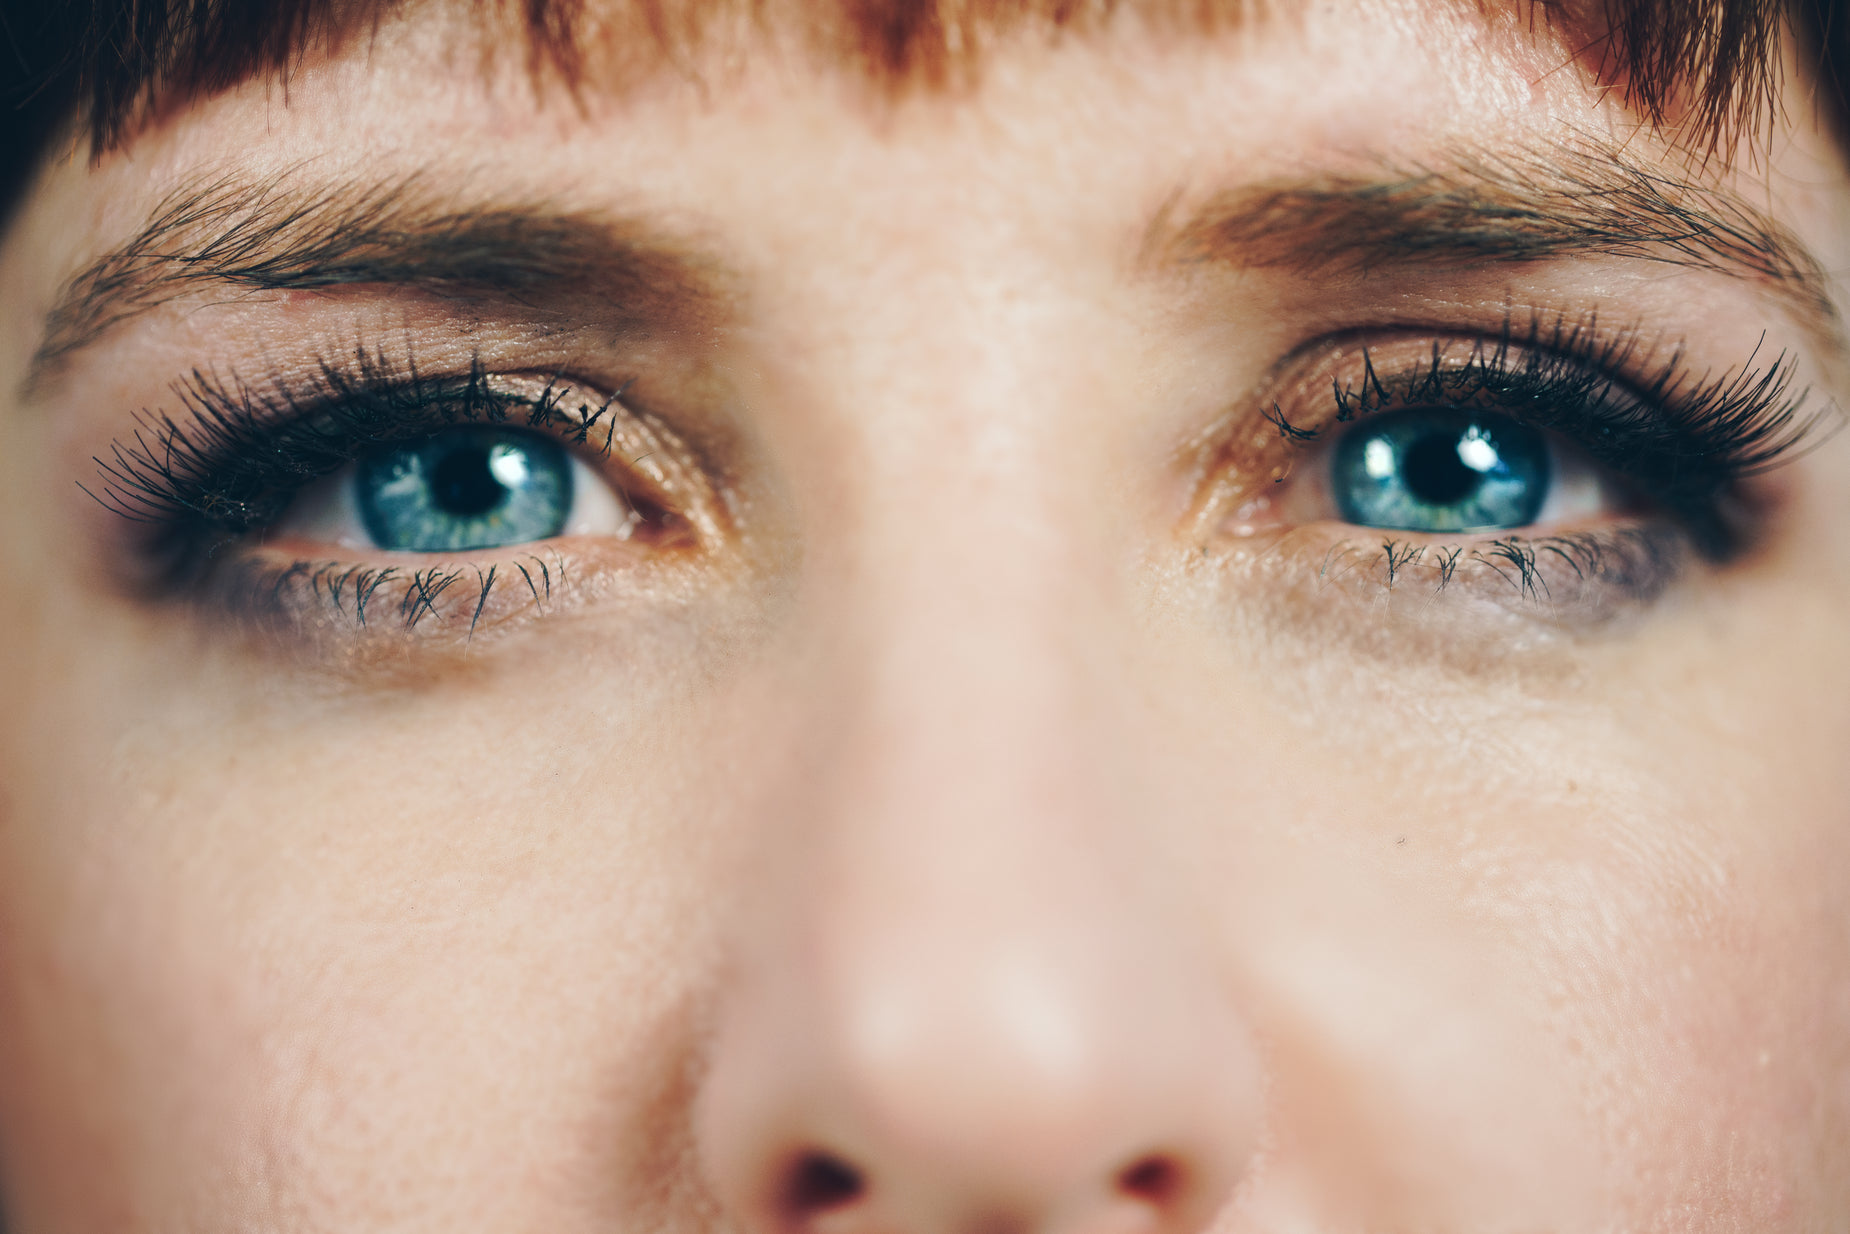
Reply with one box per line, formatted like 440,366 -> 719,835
86,350 -> 652,592
84,317 -> 1827,625
1258,316 -> 1824,561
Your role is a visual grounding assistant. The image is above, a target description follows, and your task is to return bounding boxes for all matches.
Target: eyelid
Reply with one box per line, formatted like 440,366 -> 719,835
1189,315 -> 1821,561
90,354 -> 731,600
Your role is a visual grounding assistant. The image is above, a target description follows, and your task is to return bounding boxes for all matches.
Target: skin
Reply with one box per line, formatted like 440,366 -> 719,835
2,1 -> 1850,1230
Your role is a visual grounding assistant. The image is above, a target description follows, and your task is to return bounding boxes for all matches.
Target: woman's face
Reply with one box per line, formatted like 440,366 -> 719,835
2,1 -> 1848,1228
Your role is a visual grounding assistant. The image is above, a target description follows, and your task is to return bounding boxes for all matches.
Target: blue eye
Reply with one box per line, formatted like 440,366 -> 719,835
356,428 -> 574,552
1330,410 -> 1551,533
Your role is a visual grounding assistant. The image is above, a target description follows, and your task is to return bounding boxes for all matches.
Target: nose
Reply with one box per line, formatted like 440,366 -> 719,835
694,679 -> 1266,1234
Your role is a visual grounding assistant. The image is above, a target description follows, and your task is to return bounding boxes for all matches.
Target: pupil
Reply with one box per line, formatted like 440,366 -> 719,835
1401,431 -> 1482,506
430,444 -> 510,517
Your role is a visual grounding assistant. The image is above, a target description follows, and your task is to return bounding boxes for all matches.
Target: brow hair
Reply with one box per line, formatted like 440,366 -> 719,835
30,126 -> 1843,397
1162,144 -> 1846,373
1171,140 -> 1834,320
29,170 -> 725,376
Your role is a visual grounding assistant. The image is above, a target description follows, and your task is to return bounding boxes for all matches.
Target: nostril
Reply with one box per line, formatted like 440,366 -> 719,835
783,1151 -> 866,1218
1116,1154 -> 1184,1206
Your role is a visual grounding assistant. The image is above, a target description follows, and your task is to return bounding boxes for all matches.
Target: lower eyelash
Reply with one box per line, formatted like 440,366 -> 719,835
1202,520 -> 1693,640
201,549 -> 573,640
1322,528 -> 1686,608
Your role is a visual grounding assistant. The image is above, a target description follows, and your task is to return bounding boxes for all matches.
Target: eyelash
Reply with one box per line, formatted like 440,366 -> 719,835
89,348 -> 654,594
1258,313 -> 1826,561
88,313 -> 1827,635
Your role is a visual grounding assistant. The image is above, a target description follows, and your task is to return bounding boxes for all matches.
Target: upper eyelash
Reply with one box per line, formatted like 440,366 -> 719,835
87,347 -> 634,587
1261,313 -> 1833,558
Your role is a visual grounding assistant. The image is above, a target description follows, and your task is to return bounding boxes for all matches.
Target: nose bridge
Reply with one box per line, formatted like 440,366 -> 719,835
697,454 -> 1263,1234
694,188 -> 1261,1234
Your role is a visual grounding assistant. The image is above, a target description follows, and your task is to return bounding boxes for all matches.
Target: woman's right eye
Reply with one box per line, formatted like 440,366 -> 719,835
276,426 -> 641,553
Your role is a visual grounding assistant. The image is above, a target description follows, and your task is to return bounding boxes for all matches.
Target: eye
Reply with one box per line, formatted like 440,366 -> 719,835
1319,408 -> 1605,534
277,426 -> 640,552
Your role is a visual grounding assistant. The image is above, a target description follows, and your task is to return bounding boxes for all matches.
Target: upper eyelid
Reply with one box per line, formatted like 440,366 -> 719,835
1262,325 -> 1819,465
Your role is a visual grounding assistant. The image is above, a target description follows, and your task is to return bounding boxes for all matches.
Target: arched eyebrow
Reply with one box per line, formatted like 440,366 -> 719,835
1158,143 -> 1842,350
28,175 -> 729,388
29,140 -> 1845,393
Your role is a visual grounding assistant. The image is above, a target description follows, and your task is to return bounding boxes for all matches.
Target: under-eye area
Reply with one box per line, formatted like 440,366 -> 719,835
85,347 -> 726,639
1190,311 -> 1827,621
1198,522 -> 1693,658
191,537 -> 678,649
1303,523 -> 1686,611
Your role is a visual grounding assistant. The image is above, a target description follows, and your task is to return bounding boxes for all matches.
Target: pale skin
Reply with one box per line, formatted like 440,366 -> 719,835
2,1 -> 1850,1230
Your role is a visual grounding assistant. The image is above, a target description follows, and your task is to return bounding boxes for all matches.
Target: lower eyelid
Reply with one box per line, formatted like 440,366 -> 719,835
1197,519 -> 1692,653
182,529 -> 682,656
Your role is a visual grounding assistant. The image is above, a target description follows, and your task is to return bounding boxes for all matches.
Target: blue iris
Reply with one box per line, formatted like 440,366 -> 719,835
1331,410 -> 1550,533
356,428 -> 574,552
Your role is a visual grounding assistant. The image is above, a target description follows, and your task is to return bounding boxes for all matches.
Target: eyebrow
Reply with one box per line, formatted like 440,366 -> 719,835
33,139 -> 1844,389
28,174 -> 726,387
1161,141 -> 1842,346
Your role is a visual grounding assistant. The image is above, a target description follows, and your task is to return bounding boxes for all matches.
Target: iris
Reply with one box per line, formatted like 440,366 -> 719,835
356,428 -> 574,552
1331,410 -> 1550,533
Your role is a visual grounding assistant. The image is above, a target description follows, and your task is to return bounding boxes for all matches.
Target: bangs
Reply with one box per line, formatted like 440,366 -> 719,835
0,0 -> 1831,221
0,0 -> 1805,134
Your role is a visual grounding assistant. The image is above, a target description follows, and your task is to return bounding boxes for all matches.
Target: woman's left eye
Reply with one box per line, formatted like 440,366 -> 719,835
1315,408 -> 1605,534
276,426 -> 640,552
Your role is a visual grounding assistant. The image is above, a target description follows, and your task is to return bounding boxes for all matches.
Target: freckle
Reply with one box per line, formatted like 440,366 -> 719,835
1566,781 -> 1578,793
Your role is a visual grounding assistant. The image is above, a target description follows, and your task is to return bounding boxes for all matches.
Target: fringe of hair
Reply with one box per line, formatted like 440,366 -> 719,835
0,0 -> 1838,224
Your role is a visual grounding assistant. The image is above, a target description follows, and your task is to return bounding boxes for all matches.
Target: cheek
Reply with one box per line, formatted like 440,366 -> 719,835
1130,594 -> 1850,1229
0,638 -> 746,1228
1591,585 -> 1850,1221
1542,845 -> 1850,1227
